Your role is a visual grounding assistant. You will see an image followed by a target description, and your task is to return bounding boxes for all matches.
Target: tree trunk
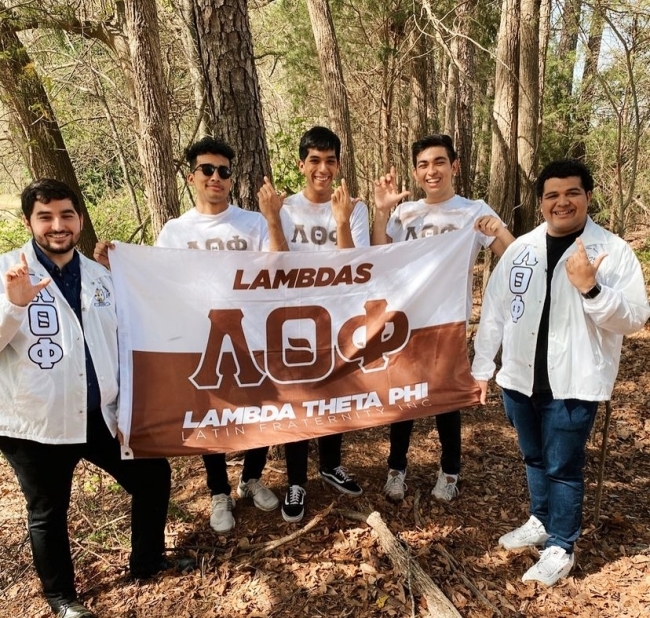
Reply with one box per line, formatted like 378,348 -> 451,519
306,0 -> 358,196
191,0 -> 271,211
538,0 -> 551,142
454,0 -> 477,198
123,0 -> 180,236
558,0 -> 582,97
516,0 -> 541,235
0,14 -> 97,257
178,0 -> 212,139
569,8 -> 604,160
443,51 -> 458,138
407,23 -> 428,194
488,0 -> 520,226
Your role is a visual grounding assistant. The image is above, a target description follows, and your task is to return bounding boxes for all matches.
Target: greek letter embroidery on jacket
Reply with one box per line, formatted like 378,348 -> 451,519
508,246 -> 538,323
27,281 -> 63,369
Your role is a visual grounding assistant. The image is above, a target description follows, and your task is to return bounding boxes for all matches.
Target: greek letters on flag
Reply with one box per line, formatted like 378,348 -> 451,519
110,225 -> 480,459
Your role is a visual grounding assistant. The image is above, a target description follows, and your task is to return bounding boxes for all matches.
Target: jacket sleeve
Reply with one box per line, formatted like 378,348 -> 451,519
471,255 -> 508,381
0,295 -> 27,353
582,243 -> 650,335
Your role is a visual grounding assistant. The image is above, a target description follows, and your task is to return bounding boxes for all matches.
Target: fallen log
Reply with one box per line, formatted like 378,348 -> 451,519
338,509 -> 462,618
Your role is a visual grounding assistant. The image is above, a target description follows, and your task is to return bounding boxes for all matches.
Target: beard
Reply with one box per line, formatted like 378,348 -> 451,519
34,231 -> 80,256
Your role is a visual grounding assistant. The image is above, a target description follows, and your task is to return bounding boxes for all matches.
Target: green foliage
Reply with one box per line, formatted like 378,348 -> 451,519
87,190 -> 152,245
268,120 -> 309,194
0,212 -> 29,253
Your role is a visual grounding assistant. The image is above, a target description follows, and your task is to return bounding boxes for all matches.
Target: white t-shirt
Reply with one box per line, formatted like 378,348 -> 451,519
280,191 -> 370,251
386,194 -> 500,318
156,205 -> 270,251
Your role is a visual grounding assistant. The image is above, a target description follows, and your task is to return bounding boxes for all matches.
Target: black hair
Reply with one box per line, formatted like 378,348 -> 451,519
185,136 -> 235,170
298,126 -> 341,162
411,134 -> 457,167
535,159 -> 594,198
21,179 -> 81,219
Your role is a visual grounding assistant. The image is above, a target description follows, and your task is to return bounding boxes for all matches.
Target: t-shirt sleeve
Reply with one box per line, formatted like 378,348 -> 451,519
385,205 -> 402,242
350,201 -> 370,247
155,222 -> 173,248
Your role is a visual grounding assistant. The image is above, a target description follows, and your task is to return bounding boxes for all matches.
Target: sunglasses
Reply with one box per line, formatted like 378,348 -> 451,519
192,163 -> 233,180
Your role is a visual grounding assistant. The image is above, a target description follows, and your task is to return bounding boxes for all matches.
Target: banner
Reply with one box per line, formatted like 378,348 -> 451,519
110,225 -> 480,458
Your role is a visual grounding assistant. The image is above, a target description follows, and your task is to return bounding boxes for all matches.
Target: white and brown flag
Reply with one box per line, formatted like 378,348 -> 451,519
110,225 -> 480,459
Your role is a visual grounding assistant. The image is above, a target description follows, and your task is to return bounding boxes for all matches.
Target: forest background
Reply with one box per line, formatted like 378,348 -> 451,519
1,2 -> 650,617
0,0 -> 649,253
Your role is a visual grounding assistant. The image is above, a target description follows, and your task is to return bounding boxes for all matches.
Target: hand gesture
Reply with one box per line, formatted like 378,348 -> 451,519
257,176 -> 286,221
331,178 -> 355,225
565,238 -> 607,294
474,215 -> 506,238
374,166 -> 410,213
3,253 -> 51,307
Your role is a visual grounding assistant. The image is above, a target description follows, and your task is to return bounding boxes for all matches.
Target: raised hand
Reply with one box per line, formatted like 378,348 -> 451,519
331,178 -> 355,226
374,165 -> 411,213
3,253 -> 51,307
257,176 -> 286,221
566,238 -> 607,294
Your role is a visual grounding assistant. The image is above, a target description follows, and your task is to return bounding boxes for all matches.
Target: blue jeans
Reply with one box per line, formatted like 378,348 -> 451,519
502,389 -> 598,553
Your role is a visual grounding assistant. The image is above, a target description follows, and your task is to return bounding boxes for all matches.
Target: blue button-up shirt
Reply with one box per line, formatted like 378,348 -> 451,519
33,240 -> 102,412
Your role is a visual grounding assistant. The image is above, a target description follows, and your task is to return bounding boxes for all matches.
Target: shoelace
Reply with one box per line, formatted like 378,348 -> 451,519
332,466 -> 352,481
385,474 -> 407,491
287,486 -> 304,504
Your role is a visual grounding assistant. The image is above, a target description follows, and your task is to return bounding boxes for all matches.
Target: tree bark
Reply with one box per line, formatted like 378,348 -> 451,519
191,0 -> 271,211
569,8 -> 604,160
516,0 -> 541,235
454,0 -> 477,198
123,0 -> 180,236
0,12 -> 97,256
306,0 -> 358,196
488,0 -> 519,227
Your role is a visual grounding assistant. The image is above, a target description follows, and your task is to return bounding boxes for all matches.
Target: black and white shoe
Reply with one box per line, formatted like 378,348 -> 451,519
282,485 -> 306,522
319,466 -> 363,496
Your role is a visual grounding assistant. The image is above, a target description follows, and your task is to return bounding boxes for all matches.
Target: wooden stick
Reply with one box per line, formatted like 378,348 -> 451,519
250,502 -> 334,556
434,543 -> 502,617
337,508 -> 462,618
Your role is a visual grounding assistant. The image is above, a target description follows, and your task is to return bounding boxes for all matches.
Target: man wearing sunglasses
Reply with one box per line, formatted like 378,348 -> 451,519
157,137 -> 288,533
257,126 -> 370,524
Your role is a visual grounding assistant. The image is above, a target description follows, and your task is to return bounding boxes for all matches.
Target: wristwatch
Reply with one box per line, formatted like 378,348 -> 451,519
581,283 -> 602,299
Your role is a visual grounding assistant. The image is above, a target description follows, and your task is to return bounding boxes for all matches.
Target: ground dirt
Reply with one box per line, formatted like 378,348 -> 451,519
1,278 -> 649,618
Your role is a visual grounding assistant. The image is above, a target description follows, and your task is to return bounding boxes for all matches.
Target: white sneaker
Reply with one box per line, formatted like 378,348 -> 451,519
383,469 -> 407,502
499,515 -> 551,550
431,469 -> 459,501
522,546 -> 575,585
210,493 -> 235,533
237,477 -> 279,511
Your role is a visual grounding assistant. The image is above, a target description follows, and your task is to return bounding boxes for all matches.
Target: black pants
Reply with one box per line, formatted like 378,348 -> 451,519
387,410 -> 461,474
0,411 -> 170,611
203,446 -> 269,495
284,433 -> 342,486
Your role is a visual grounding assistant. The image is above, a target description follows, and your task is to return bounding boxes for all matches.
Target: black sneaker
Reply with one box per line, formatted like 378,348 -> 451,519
319,466 -> 363,496
281,485 -> 306,522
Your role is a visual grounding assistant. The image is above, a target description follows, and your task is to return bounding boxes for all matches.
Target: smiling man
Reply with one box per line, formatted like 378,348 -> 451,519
472,159 -> 650,585
0,179 -> 173,618
258,126 -> 369,523
372,134 -> 513,504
